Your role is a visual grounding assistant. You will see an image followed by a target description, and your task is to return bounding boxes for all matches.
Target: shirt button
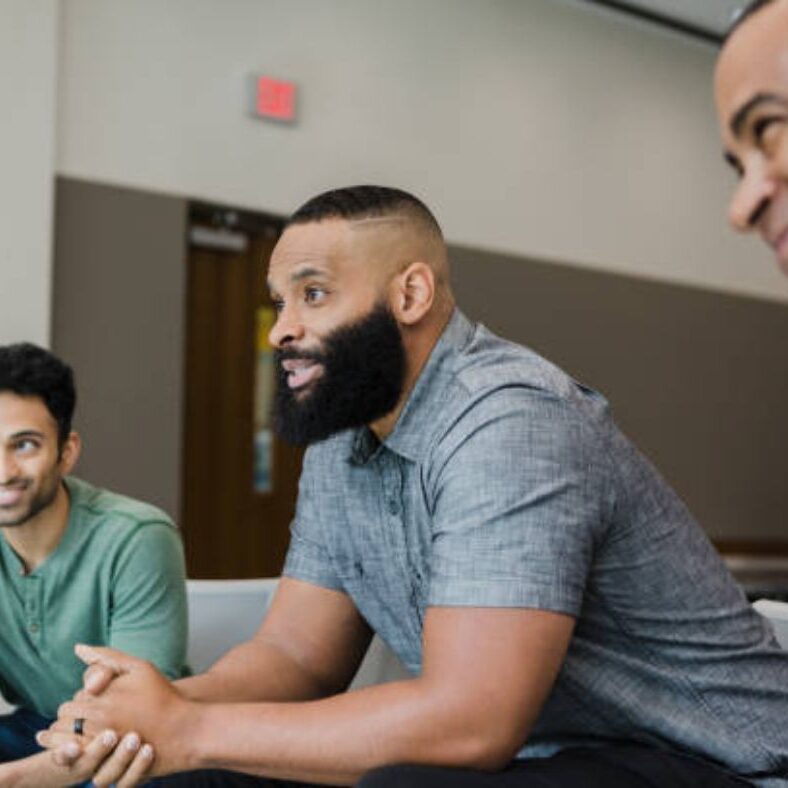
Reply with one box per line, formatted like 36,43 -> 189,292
28,623 -> 39,634
388,499 -> 399,515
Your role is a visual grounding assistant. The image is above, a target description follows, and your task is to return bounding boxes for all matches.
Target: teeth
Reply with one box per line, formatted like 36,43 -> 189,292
0,489 -> 24,506
283,358 -> 314,371
286,362 -> 323,390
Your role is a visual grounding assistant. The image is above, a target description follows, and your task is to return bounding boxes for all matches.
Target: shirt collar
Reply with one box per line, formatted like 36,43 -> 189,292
349,309 -> 474,465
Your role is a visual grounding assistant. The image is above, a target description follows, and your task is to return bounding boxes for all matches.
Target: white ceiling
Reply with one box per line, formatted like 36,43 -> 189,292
592,0 -> 747,38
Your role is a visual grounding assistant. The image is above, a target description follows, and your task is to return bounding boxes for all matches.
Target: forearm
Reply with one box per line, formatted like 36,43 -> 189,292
0,752 -> 73,788
176,636 -> 342,704
173,677 -> 502,785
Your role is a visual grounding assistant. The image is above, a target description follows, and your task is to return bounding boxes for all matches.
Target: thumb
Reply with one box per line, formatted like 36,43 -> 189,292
74,644 -> 140,675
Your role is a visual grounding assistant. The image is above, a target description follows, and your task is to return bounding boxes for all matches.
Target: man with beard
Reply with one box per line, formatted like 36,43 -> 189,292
715,0 -> 788,277
0,343 -> 188,787
43,186 -> 787,787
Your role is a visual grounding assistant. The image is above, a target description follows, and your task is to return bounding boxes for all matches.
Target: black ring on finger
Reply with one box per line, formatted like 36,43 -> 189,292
73,717 -> 85,736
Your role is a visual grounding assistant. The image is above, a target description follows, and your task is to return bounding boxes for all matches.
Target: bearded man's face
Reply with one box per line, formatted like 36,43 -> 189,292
274,301 -> 405,446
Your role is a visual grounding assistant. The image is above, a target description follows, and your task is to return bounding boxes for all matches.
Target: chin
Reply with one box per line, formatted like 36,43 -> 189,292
292,384 -> 317,402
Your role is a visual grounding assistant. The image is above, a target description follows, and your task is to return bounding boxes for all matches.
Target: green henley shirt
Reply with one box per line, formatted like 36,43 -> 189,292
0,477 -> 188,718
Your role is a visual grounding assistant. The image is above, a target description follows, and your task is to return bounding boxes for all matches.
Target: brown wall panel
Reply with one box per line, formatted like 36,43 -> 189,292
52,177 -> 187,519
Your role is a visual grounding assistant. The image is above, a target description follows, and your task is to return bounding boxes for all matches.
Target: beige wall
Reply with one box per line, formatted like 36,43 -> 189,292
3,0 -> 787,349
0,0 -> 58,345
55,0 -> 787,303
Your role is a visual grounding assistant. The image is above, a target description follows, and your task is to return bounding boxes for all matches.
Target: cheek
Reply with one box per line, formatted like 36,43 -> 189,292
315,297 -> 375,334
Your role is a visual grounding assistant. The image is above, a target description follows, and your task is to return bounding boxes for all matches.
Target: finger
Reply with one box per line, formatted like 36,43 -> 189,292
37,727 -> 86,753
75,643 -> 135,675
116,743 -> 155,788
56,701 -> 95,732
83,662 -> 118,694
90,732 -> 151,788
63,729 -> 119,779
44,717 -> 80,740
41,735 -> 84,767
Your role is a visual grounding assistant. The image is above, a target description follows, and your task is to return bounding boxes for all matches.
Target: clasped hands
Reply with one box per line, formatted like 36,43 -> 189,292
36,644 -> 189,788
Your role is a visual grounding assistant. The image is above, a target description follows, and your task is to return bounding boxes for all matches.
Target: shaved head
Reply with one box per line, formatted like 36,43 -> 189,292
724,0 -> 778,41
347,214 -> 449,290
287,185 -> 452,311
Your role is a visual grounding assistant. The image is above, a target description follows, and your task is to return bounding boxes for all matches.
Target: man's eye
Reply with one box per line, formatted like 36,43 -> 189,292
271,298 -> 284,313
304,287 -> 326,304
753,116 -> 784,148
15,440 -> 38,453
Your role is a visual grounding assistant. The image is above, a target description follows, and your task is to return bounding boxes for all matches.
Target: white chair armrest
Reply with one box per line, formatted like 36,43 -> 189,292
752,598 -> 788,649
186,577 -> 409,685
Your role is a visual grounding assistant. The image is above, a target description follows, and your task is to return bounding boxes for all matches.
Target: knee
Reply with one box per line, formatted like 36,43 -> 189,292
356,764 -> 442,788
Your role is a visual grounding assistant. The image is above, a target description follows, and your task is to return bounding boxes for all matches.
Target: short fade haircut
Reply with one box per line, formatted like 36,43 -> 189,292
0,343 -> 76,448
287,185 -> 443,238
725,0 -> 776,41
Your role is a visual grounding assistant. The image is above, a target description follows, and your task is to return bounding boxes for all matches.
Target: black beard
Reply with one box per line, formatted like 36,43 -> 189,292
273,303 -> 406,447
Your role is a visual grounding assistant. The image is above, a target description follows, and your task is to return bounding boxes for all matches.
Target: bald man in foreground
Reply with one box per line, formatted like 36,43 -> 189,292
715,0 -> 788,275
41,187 -> 787,787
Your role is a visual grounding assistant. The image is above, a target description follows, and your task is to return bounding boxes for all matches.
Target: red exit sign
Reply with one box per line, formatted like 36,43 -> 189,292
255,76 -> 297,123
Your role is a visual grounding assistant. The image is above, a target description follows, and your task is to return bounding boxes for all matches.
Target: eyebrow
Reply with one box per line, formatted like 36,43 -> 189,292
730,92 -> 788,138
9,430 -> 45,441
267,266 -> 330,293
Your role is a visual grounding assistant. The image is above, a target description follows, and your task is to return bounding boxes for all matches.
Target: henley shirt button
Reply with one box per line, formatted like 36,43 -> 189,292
28,623 -> 39,634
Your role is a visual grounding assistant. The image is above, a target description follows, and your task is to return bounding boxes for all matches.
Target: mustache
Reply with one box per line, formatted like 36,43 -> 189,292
0,480 -> 29,489
275,348 -> 326,364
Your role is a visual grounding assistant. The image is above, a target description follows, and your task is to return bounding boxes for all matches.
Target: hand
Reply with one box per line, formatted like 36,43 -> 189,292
22,729 -> 155,788
82,655 -> 122,696
41,644 -> 193,777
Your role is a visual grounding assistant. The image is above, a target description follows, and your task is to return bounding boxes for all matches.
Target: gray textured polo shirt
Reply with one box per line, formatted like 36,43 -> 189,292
284,309 -> 788,786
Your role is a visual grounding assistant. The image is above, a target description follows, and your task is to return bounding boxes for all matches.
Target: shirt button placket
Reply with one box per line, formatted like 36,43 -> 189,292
24,576 -> 42,643
384,457 -> 402,520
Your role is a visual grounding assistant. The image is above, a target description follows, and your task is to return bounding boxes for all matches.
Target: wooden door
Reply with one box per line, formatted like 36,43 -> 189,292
181,206 -> 302,578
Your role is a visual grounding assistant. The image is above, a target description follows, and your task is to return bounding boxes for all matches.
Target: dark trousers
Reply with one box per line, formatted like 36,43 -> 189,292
0,708 -> 99,788
152,743 -> 753,787
0,707 -> 51,762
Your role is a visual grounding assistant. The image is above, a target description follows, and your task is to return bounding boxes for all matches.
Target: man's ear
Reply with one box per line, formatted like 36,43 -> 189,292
389,262 -> 435,326
59,431 -> 82,476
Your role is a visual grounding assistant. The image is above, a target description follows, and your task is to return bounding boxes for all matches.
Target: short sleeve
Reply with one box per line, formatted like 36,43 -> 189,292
282,447 -> 344,591
427,389 -> 609,616
109,522 -> 188,679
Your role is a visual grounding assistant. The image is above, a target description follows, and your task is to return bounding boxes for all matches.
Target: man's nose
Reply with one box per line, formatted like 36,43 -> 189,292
728,160 -> 774,233
268,304 -> 305,349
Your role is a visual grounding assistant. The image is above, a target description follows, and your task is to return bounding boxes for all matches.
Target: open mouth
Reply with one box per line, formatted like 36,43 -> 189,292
281,358 -> 325,391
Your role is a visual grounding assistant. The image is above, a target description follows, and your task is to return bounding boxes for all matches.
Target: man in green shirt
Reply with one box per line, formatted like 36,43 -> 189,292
0,343 -> 188,787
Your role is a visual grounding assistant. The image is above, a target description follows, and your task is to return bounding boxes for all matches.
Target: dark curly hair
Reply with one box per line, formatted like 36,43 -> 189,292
725,0 -> 776,41
0,343 -> 76,448
287,185 -> 443,237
